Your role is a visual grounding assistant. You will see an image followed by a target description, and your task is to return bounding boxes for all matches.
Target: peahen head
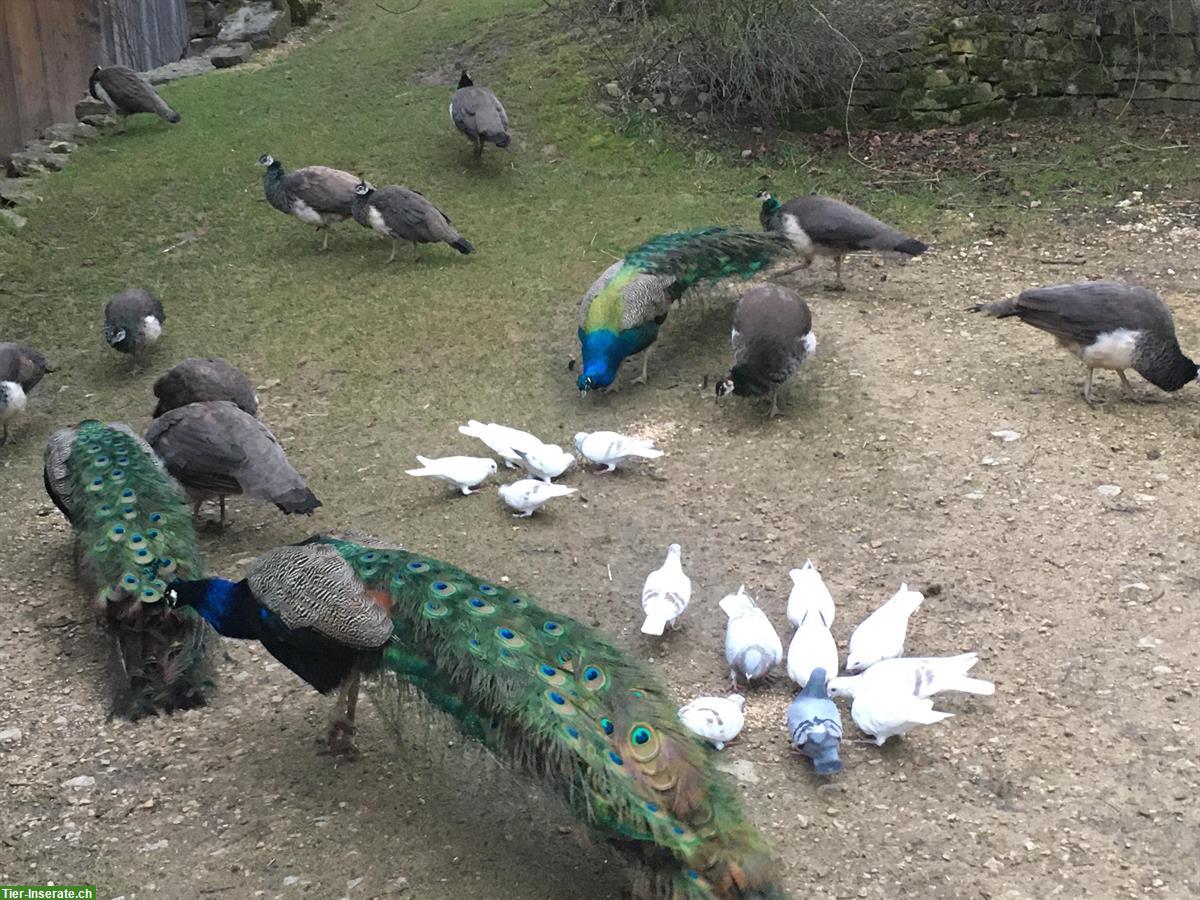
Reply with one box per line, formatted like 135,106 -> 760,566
715,375 -> 734,400
458,70 -> 473,89
102,324 -> 127,349
354,180 -> 374,198
755,190 -> 780,212
257,154 -> 280,169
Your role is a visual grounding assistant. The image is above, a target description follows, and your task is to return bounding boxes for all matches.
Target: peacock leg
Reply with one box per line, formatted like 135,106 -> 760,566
387,239 -> 398,264
319,227 -> 329,252
604,368 -> 623,394
827,256 -> 847,291
412,241 -> 420,260
632,347 -> 653,385
324,668 -> 362,756
218,496 -> 227,527
768,389 -> 781,418
0,424 -> 7,446
1117,370 -> 1145,403
474,137 -> 483,164
1083,368 -> 1099,405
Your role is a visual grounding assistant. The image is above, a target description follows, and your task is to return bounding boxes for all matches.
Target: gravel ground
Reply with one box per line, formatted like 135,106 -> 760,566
2,201 -> 1199,899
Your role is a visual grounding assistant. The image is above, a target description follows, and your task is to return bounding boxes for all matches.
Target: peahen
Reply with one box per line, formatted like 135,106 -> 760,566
257,154 -> 359,251
89,65 -> 181,129
43,420 -> 213,717
167,534 -> 784,899
577,228 -> 794,393
351,181 -> 475,263
450,70 -> 511,164
756,191 -> 927,290
152,358 -> 259,419
0,342 -> 57,445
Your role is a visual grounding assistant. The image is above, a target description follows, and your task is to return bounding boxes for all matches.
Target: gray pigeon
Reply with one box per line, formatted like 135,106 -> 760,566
152,358 -> 259,419
971,281 -> 1199,404
351,181 -> 475,263
757,191 -> 927,290
786,667 -> 843,775
103,289 -> 164,358
450,71 -> 511,163
144,400 -> 321,526
0,342 -> 57,445
258,155 -> 359,251
716,284 -> 816,417
89,65 -> 180,128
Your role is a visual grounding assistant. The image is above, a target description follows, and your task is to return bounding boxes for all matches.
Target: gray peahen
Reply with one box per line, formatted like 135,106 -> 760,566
144,400 -> 321,526
970,281 -> 1199,404
89,65 -> 181,129
0,342 -> 57,445
716,284 -> 816,417
103,289 -> 164,361
152,358 -> 259,419
166,533 -> 786,899
756,191 -> 927,290
450,70 -> 511,164
257,154 -> 359,251
351,180 -> 475,262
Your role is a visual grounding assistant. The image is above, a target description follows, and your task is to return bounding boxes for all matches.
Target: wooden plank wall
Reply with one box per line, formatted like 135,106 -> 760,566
0,0 -> 187,160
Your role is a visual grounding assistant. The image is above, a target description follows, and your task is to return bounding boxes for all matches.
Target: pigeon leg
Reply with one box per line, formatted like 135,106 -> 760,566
1117,370 -> 1145,403
632,347 -> 653,385
387,239 -> 398,264
730,669 -> 740,692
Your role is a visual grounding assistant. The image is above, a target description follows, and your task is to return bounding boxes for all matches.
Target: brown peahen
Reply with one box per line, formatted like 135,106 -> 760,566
43,420 -> 213,717
165,533 -> 785,899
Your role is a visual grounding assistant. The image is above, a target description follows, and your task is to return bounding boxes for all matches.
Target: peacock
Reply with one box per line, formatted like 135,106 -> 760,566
43,420 -> 213,717
166,534 -> 784,899
577,228 -> 794,393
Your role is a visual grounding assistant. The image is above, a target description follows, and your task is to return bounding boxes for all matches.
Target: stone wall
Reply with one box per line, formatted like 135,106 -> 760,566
792,1 -> 1200,130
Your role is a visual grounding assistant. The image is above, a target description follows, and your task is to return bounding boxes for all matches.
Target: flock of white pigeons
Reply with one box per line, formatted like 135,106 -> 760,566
643,552 -> 995,774
406,419 -> 662,514
406,418 -> 994,772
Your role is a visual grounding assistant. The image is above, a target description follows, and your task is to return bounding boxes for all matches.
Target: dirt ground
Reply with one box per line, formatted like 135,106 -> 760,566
3,199 -> 1200,900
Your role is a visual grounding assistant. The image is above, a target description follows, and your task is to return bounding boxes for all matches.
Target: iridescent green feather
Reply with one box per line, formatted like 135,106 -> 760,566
314,536 -> 783,900
623,227 -> 793,289
65,420 -> 213,716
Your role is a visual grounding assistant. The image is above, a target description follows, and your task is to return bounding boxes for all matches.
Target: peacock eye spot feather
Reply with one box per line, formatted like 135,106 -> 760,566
407,560 -> 430,573
543,621 -> 563,636
469,598 -> 485,608
500,628 -> 514,639
632,726 -> 652,745
430,581 -> 456,598
121,489 -> 134,499
146,529 -> 160,540
608,751 -> 623,766
478,583 -> 498,595
675,827 -> 687,836
361,552 -> 378,563
549,691 -> 565,705
645,802 -> 658,813
149,513 -> 162,523
686,870 -> 699,881
600,718 -> 614,735
539,664 -> 556,677
558,650 -> 573,663
566,726 -> 579,738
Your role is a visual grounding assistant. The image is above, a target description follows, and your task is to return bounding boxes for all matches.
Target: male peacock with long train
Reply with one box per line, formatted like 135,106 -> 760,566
166,533 -> 785,899
577,227 -> 795,393
44,420 -> 213,716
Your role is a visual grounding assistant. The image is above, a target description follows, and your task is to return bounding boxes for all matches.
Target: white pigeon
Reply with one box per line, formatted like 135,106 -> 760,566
513,444 -> 574,482
845,582 -> 924,673
849,687 -> 953,746
640,543 -> 691,635
498,479 -> 577,517
405,455 -> 497,495
786,559 -> 835,628
457,420 -> 542,468
828,653 -> 994,700
719,585 -> 783,688
677,694 -> 745,750
574,430 -> 664,473
786,608 -> 839,688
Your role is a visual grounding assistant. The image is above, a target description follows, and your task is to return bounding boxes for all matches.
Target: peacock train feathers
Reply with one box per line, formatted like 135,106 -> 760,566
313,535 -> 785,900
577,228 -> 794,393
44,420 -> 213,717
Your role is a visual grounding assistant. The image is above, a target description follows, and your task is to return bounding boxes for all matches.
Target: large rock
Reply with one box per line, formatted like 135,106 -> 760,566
0,208 -> 27,230
75,96 -> 109,119
286,0 -> 320,25
7,148 -> 69,177
218,2 -> 290,49
188,0 -> 224,38
208,42 -> 253,69
0,177 -> 44,205
42,122 -> 99,143
143,56 -> 216,84
79,114 -> 117,129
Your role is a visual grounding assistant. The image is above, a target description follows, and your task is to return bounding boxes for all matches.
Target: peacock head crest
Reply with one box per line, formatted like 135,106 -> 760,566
257,154 -> 277,168
755,190 -> 779,210
458,70 -> 473,89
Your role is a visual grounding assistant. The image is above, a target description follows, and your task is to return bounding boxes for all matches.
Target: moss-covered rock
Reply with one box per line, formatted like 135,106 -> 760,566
285,0 -> 320,25
1011,96 -> 1073,118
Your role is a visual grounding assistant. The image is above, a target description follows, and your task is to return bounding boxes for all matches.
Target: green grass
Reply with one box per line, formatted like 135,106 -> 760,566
1,0 -> 1197,519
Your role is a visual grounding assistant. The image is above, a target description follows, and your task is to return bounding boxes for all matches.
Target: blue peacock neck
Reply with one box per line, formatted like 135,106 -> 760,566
171,578 -> 262,639
578,326 -> 658,390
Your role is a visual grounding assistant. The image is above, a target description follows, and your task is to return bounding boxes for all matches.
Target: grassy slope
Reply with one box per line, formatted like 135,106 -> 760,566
0,0 -> 1194,522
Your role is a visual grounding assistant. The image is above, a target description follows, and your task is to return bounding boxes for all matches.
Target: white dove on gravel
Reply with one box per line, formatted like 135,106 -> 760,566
786,559 -> 834,628
405,455 -> 497,495
498,479 -> 577,517
677,694 -> 745,749
786,608 -> 839,688
574,430 -> 663,472
828,653 -> 994,699
513,444 -> 574,482
848,686 -> 953,746
458,420 -> 543,468
640,543 -> 691,635
719,585 -> 783,688
845,582 -> 924,673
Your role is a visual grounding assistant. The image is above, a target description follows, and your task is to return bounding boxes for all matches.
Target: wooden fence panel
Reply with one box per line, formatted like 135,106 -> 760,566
0,0 -> 186,161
